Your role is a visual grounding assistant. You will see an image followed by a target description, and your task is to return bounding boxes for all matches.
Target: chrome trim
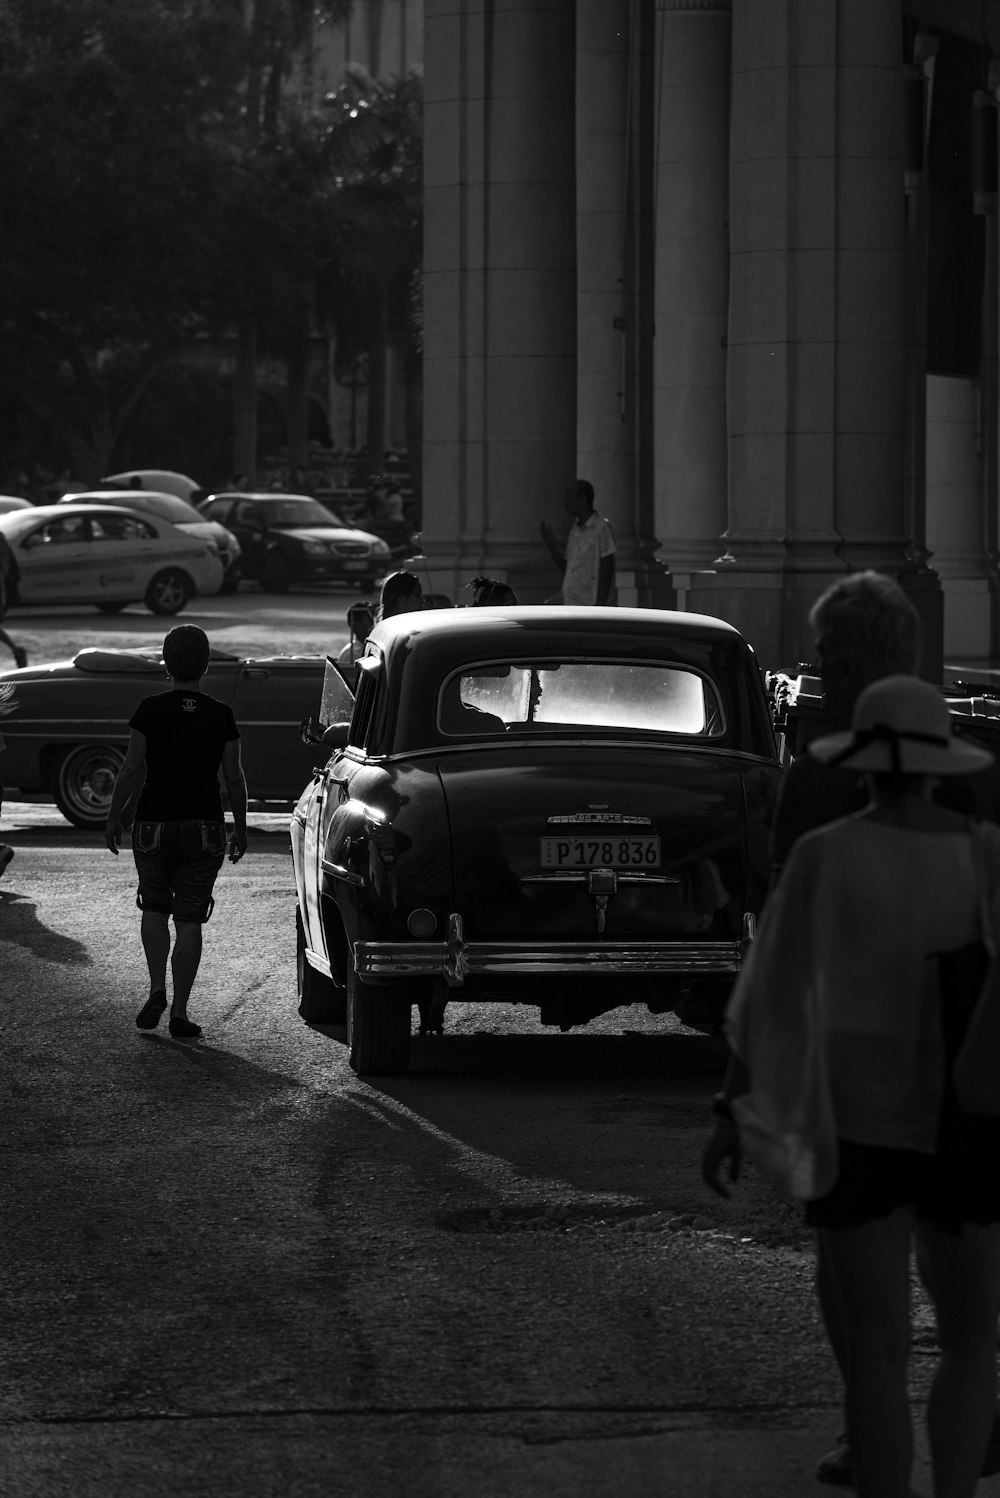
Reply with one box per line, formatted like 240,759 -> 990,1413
304,947 -> 334,979
322,856 -> 363,887
354,934 -> 743,984
546,811 -> 652,825
520,872 -> 680,885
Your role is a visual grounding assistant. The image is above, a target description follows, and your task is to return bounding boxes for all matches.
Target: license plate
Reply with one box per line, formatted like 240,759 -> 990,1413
341,560 -> 368,572
539,835 -> 661,869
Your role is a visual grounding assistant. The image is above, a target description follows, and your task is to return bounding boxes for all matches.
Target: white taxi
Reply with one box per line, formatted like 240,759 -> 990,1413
0,503 -> 224,615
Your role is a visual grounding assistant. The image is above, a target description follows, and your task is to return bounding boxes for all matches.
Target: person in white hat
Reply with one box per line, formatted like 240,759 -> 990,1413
703,674 -> 1000,1498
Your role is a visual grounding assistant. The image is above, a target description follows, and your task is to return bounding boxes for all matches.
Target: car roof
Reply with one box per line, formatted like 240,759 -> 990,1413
0,502 -> 167,529
205,491 -> 320,504
372,604 -> 743,650
61,489 -> 186,506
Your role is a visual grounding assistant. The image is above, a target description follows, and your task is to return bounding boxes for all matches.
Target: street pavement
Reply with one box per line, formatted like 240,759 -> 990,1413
2,598 -> 1000,1496
2,824 -> 996,1498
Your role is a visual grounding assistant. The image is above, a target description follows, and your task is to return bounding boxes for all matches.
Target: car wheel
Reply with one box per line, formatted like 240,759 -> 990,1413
261,552 -> 291,593
96,602 -> 127,615
145,569 -> 192,615
53,744 -> 125,829
296,907 -> 346,1024
218,568 -> 242,595
346,965 -> 412,1075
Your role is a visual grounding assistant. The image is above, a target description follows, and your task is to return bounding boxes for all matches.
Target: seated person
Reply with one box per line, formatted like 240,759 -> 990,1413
440,677 -> 506,735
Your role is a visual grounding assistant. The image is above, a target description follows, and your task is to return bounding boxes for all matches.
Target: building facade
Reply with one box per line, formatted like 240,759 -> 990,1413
421,0 -> 1000,674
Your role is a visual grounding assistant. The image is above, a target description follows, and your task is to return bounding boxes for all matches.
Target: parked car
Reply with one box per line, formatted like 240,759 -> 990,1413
102,469 -> 203,502
290,605 -> 784,1076
197,492 -> 392,592
0,496 -> 32,515
60,490 -> 241,591
0,504 -> 224,616
0,646 -> 326,826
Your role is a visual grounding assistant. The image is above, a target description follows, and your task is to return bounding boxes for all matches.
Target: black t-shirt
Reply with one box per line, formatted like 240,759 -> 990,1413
130,689 -> 239,821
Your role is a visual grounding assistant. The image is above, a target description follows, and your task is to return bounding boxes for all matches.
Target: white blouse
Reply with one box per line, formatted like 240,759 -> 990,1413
725,815 -> 1000,1188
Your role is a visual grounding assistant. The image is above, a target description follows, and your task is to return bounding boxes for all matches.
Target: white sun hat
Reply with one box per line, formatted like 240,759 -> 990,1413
809,674 -> 994,776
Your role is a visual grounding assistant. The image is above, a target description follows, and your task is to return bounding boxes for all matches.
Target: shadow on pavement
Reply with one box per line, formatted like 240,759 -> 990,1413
0,889 -> 91,965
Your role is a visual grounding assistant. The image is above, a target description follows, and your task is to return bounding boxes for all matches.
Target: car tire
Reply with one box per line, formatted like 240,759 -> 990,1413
261,552 -> 291,593
296,907 -> 346,1024
346,965 -> 412,1075
145,569 -> 192,615
96,602 -> 127,614
219,568 -> 242,595
53,743 -> 125,829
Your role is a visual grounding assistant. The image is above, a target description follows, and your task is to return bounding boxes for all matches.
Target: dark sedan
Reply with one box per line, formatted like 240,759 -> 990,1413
291,605 -> 783,1075
197,493 -> 392,592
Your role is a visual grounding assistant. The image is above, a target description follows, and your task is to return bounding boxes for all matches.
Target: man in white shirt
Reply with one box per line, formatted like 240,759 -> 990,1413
540,479 -> 616,605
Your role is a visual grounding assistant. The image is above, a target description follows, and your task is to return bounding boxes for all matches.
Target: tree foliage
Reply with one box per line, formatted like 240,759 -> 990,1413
0,0 -> 422,482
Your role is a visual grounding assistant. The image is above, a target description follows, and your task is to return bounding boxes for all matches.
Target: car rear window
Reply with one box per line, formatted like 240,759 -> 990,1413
441,661 -> 725,737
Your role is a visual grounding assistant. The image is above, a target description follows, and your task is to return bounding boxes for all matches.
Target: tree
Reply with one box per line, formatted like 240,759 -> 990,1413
0,0 -> 248,478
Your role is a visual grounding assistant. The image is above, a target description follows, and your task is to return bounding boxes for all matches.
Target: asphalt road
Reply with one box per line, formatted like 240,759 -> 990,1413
0,595 -> 969,1497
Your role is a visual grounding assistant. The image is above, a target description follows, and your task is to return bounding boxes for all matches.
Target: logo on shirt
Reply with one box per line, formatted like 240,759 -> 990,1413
182,697 -> 197,712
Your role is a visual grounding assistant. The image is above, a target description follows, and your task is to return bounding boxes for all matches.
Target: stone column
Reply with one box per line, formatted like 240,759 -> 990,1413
576,0 -> 659,606
422,0 -> 577,602
926,374 -> 997,658
653,0 -> 732,600
693,0 -> 938,672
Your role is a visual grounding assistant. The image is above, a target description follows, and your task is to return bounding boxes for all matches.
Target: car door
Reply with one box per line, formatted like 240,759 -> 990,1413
88,512 -> 158,599
229,500 -> 267,576
230,659 -> 327,800
15,513 -> 93,603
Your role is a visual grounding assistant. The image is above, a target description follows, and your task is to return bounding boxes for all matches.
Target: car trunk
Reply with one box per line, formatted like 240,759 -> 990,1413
438,747 -> 747,942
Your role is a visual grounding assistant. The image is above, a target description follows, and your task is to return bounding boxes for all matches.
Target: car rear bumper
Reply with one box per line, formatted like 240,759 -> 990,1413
355,914 -> 745,987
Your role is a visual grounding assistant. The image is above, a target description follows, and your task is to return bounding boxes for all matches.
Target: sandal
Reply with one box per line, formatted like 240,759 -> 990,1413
168,1015 -> 202,1038
135,991 -> 167,1030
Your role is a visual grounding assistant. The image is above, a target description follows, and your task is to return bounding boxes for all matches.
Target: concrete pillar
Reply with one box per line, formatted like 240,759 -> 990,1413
421,0 -> 577,602
576,0 -> 659,606
653,0 -> 732,590
692,0 -> 939,672
926,375 -> 996,658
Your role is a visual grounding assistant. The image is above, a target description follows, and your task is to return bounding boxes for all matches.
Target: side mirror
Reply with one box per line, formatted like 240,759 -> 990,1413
322,722 -> 351,749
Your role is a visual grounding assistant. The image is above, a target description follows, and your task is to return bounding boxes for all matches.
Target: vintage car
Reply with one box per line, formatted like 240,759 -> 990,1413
290,606 -> 784,1076
0,503 -> 224,614
0,647 -> 325,826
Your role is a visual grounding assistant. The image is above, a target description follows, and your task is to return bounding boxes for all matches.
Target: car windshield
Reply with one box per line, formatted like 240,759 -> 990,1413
441,661 -> 725,736
261,498 -> 334,528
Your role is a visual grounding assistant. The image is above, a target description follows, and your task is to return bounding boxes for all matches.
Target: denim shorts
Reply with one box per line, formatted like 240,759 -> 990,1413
132,819 -> 227,923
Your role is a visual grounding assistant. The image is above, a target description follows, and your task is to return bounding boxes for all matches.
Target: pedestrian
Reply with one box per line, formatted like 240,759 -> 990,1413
0,679 -> 16,879
540,478 -> 616,605
770,571 -> 1000,1487
469,576 -> 518,606
375,569 -> 422,622
0,530 -> 28,670
703,674 -> 1000,1498
104,624 -> 248,1038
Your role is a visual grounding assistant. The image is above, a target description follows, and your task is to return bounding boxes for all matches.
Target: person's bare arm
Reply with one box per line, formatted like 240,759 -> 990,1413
105,730 -> 147,853
221,737 -> 248,861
